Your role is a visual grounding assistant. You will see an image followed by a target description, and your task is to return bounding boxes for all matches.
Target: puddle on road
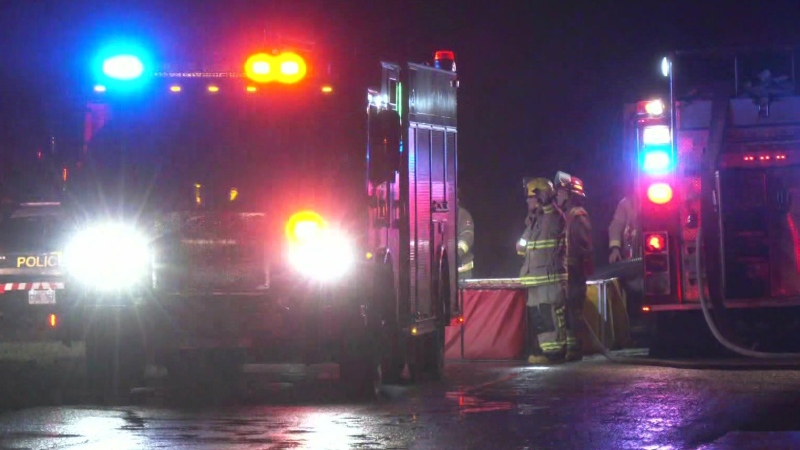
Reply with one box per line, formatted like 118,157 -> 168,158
444,391 -> 514,415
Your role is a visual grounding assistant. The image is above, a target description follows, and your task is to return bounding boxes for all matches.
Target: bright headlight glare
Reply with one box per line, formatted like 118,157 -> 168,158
288,229 -> 355,282
63,223 -> 150,291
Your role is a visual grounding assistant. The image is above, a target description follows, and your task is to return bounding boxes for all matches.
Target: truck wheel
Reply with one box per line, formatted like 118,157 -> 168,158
84,310 -> 146,405
429,327 -> 445,381
341,357 -> 382,401
408,328 -> 445,383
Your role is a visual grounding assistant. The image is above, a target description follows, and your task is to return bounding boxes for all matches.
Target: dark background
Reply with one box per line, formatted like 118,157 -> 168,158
2,0 -> 800,276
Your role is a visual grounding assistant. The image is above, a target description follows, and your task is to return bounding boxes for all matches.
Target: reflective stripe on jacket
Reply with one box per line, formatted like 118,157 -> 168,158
519,204 -> 566,286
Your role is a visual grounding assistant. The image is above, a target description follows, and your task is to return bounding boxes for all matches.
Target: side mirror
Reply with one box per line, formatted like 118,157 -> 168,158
368,108 -> 401,184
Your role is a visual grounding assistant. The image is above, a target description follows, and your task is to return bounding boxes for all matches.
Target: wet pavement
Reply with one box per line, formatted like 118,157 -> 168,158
2,355 -> 800,449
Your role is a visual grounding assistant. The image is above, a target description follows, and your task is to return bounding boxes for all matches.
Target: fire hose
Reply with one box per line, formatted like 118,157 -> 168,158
581,228 -> 800,368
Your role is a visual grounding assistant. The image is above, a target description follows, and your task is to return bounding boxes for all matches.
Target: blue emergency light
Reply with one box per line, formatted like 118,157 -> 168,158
102,55 -> 144,80
92,41 -> 153,91
641,124 -> 673,174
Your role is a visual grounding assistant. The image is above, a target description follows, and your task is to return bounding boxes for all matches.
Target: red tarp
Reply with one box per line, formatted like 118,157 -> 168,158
445,289 -> 526,360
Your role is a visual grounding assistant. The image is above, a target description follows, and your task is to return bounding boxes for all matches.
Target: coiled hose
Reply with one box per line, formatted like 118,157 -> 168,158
580,228 -> 800,368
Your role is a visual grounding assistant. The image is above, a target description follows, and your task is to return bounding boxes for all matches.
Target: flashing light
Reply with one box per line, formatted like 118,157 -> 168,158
62,167 -> 68,182
207,85 -> 219,93
645,233 -> 667,253
285,211 -> 354,282
645,99 -> 665,116
169,85 -> 181,92
102,54 -> 144,80
647,182 -> 673,205
229,188 -> 238,202
435,50 -> 455,61
246,86 -> 257,93
245,52 -> 307,84
253,61 -> 271,75
286,210 -> 326,244
281,61 -> 300,75
63,223 -> 151,291
642,306 -> 651,312
637,99 -> 666,117
642,125 -> 671,145
93,85 -> 107,93
661,57 -> 671,77
321,85 -> 333,93
49,314 -> 57,328
643,149 -> 671,173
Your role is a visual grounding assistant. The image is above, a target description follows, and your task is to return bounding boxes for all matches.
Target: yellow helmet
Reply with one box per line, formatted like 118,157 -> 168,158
524,177 -> 554,199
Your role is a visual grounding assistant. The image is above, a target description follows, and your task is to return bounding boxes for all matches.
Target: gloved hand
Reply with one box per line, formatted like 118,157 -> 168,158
609,248 -> 622,264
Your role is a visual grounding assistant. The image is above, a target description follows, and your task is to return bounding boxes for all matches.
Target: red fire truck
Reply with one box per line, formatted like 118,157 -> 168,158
625,46 -> 800,354
45,36 -> 459,401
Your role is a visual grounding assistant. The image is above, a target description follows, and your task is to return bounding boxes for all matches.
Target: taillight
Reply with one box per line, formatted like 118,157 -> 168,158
647,182 -> 673,204
645,232 -> 667,253
643,231 -> 671,296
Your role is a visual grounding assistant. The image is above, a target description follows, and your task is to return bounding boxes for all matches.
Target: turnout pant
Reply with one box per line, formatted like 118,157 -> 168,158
526,281 -> 568,359
564,270 -> 588,354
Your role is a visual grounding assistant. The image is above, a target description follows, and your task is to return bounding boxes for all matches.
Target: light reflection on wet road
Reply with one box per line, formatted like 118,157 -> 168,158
2,358 -> 800,449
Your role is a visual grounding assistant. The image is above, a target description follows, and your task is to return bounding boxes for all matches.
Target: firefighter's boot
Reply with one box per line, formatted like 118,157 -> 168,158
565,334 -> 583,362
565,349 -> 583,362
527,355 -> 551,365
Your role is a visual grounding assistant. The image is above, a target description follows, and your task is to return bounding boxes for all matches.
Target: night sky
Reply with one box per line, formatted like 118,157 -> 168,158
3,0 -> 800,276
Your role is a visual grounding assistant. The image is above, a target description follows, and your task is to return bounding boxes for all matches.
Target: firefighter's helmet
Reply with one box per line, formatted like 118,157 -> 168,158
555,171 -> 586,198
524,177 -> 554,199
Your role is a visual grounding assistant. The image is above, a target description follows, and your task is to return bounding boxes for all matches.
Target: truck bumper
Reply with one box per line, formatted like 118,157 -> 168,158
0,283 -> 70,342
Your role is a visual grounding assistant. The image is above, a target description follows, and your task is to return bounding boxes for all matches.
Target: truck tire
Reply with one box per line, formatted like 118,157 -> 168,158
340,305 -> 383,401
164,348 -> 246,403
340,356 -> 382,401
408,328 -> 445,383
84,308 -> 146,405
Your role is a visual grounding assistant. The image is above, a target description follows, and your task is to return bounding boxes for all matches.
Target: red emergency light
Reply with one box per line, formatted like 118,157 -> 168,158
645,233 -> 667,253
244,52 -> 307,84
637,99 -> 665,117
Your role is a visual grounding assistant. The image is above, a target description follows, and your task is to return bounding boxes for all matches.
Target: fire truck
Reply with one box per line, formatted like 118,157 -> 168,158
44,37 -> 459,401
625,46 -> 800,354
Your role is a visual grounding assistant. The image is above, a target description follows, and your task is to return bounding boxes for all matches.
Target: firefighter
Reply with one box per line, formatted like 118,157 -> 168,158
554,171 -> 593,362
608,190 -> 645,320
457,191 -> 475,279
608,195 -> 639,263
518,177 -> 568,364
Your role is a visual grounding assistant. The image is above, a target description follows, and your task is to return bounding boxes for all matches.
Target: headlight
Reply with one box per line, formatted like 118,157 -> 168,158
63,223 -> 151,291
285,211 -> 355,282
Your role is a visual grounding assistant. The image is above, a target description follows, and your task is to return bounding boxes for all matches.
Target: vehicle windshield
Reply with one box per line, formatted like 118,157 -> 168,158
674,49 -> 796,100
73,77 -> 365,225
0,210 -> 69,252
